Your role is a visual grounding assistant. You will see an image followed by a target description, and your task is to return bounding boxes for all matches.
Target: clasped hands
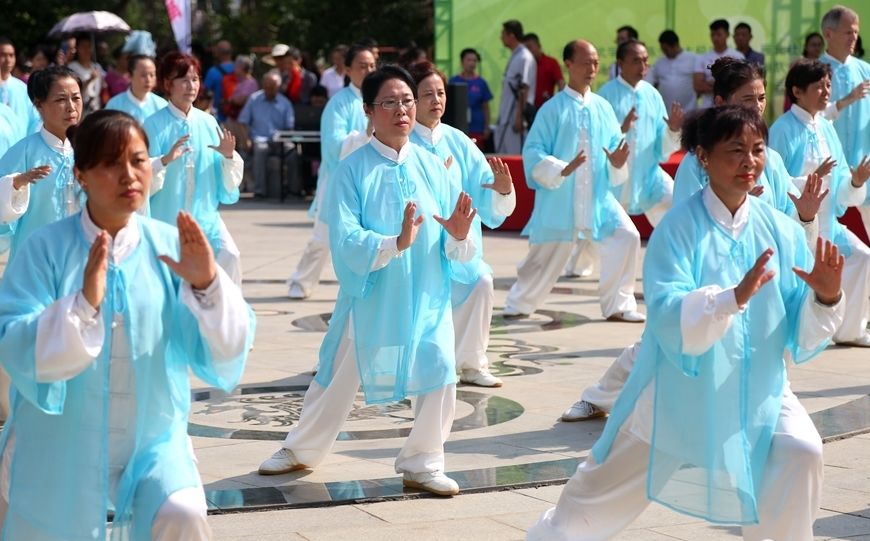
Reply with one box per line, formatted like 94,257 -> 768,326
734,237 -> 843,309
396,193 -> 477,251
82,212 -> 217,309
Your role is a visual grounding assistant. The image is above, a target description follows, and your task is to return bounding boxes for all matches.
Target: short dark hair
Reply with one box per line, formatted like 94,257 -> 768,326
287,46 -> 302,61
127,54 -> 155,75
785,58 -> 832,104
562,41 -> 577,62
460,48 -> 480,62
617,26 -> 639,40
397,39 -> 417,50
68,110 -> 149,172
0,37 -> 14,49
357,37 -> 379,49
27,65 -> 81,104
682,105 -> 768,152
658,30 -> 679,46
710,57 -> 765,101
345,44 -> 373,68
310,85 -> 328,99
523,33 -> 540,45
333,44 -> 349,56
617,39 -> 646,61
710,19 -> 730,32
503,20 -> 524,40
735,22 -> 752,34
361,64 -> 418,106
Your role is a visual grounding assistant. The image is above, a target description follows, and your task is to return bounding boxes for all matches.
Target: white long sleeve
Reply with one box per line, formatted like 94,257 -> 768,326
797,291 -> 845,352
680,285 -> 744,356
531,156 -> 568,190
837,177 -> 867,207
371,236 -> 403,271
608,161 -> 629,187
0,174 -> 29,224
220,151 -> 244,194
821,101 -> 841,121
34,292 -> 104,383
445,234 -> 476,262
339,130 -> 371,161
798,216 -> 819,248
150,157 -> 167,195
661,128 -> 682,157
179,267 -> 251,362
491,189 -> 517,217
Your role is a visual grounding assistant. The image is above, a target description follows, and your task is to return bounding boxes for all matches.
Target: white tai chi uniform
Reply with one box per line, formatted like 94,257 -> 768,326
528,186 -> 845,541
287,83 -> 370,298
505,87 -> 636,319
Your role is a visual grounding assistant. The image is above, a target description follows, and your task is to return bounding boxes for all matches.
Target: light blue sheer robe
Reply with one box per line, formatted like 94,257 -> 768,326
769,109 -> 853,257
410,123 -> 508,303
143,106 -> 240,254
315,143 -> 475,405
106,90 -> 168,124
0,215 -> 254,540
598,79 -> 669,214
820,54 -> 870,205
310,84 -> 368,222
673,147 -> 798,218
0,103 -> 25,158
0,76 -> 39,134
592,192 -> 827,524
0,132 -> 82,260
521,90 -> 625,243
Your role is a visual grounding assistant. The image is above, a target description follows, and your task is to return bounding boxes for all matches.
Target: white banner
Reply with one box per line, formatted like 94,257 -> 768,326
165,0 -> 191,53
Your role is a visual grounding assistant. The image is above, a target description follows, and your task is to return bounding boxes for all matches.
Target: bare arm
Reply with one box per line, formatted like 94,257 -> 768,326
693,73 -> 712,94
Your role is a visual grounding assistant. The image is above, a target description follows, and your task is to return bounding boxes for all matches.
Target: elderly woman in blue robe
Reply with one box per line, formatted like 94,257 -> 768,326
259,65 -> 478,497
528,106 -> 844,540
0,110 -> 255,540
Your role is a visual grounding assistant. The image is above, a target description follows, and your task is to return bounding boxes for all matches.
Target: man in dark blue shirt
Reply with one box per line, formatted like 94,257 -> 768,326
204,40 -> 235,122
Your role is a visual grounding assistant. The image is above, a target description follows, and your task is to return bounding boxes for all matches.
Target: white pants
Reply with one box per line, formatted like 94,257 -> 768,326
453,274 -> 494,372
288,219 -> 332,297
0,486 -> 211,540
282,327 -> 456,474
580,341 -> 640,412
856,206 -> 870,247
506,206 -> 640,318
494,124 -> 526,155
836,229 -> 870,342
527,386 -> 823,541
215,218 -> 242,287
566,181 -> 672,276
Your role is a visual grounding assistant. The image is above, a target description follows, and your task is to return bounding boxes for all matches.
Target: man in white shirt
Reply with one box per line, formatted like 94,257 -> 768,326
650,30 -> 698,112
694,19 -> 745,108
495,19 -> 536,155
319,44 -> 348,98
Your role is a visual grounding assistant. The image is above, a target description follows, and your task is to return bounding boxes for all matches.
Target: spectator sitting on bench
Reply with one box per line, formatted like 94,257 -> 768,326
238,70 -> 297,198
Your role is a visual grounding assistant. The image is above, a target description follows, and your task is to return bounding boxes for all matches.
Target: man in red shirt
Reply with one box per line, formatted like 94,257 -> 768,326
523,33 -> 565,109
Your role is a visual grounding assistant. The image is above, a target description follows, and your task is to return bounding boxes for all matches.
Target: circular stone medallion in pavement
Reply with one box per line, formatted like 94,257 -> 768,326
188,387 -> 523,441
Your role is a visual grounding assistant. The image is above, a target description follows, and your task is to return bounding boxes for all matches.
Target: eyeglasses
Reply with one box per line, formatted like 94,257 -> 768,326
371,99 -> 418,110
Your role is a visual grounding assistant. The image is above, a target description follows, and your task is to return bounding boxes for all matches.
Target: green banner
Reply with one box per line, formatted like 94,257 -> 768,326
435,0 -> 870,121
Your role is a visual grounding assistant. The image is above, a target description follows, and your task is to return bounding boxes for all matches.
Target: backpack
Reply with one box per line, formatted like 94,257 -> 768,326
218,64 -> 241,118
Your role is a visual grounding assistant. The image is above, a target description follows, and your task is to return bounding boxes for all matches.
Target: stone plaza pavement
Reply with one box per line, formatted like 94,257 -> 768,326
195,199 -> 870,540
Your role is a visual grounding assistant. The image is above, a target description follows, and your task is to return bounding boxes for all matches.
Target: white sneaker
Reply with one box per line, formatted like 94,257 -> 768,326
502,307 -> 529,319
287,283 -> 308,300
402,471 -> 459,496
459,368 -> 503,388
311,362 -> 320,376
606,311 -> 646,323
258,448 -> 308,475
836,332 -> 870,348
561,400 -> 607,422
565,267 -> 593,278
